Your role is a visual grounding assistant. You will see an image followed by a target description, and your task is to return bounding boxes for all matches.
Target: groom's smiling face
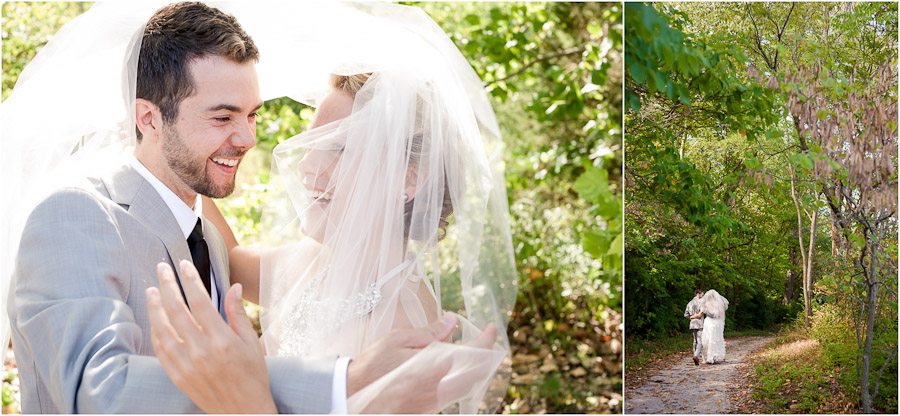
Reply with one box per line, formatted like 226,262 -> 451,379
160,55 -> 263,199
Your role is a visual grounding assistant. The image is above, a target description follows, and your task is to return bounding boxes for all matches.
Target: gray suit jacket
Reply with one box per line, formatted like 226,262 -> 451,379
684,297 -> 704,330
8,164 -> 335,413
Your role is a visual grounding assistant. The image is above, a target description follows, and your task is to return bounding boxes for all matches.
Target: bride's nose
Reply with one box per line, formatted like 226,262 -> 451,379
298,149 -> 336,184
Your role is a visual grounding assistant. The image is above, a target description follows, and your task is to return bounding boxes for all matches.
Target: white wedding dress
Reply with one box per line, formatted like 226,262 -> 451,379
700,289 -> 728,364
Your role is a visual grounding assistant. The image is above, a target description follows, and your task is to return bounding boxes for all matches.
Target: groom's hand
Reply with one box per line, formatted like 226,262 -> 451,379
347,314 -> 498,413
146,261 -> 277,414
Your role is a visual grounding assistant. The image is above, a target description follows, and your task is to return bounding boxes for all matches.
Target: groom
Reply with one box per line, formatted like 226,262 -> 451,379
7,2 -> 467,413
684,289 -> 705,366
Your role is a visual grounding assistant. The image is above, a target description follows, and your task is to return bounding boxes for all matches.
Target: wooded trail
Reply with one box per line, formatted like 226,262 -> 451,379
625,335 -> 776,414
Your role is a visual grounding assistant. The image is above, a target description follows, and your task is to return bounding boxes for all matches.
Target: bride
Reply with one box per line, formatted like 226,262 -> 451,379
1,1 -> 516,413
700,289 -> 729,364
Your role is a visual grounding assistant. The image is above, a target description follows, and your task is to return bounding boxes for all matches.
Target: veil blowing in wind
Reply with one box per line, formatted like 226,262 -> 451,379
231,2 -> 519,412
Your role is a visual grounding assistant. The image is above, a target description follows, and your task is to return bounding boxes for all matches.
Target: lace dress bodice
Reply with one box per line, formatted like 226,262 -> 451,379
275,253 -> 423,357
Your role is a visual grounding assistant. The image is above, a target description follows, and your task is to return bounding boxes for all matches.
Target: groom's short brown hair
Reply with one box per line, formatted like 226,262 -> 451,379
135,2 -> 258,141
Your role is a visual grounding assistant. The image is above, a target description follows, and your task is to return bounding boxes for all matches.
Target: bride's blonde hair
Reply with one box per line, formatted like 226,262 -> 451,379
329,73 -> 454,241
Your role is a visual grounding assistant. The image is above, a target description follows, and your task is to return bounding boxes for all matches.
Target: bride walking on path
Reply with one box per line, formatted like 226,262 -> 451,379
700,289 -> 729,364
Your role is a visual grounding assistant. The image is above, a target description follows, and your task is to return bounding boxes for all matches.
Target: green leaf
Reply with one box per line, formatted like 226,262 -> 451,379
666,80 -> 676,99
574,166 -> 610,203
582,230 -> 607,258
652,70 -> 666,92
607,232 -> 624,255
631,62 -> 648,84
678,86 -> 691,105
791,154 -> 814,170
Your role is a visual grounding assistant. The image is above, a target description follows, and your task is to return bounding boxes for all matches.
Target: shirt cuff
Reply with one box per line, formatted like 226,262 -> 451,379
331,357 -> 351,414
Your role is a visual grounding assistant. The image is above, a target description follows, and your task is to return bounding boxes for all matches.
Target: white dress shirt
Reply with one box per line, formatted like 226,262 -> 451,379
129,156 -> 219,303
129,155 -> 349,412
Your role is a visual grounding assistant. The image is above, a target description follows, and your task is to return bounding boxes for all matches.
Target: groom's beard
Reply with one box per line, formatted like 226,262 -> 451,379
162,124 -> 245,198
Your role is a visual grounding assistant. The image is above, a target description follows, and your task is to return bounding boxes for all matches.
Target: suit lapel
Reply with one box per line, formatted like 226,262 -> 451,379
101,165 -> 193,293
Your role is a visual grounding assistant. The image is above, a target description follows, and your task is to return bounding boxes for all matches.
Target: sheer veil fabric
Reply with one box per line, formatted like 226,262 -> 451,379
234,2 -> 518,412
1,0 -> 164,363
3,2 -> 517,413
700,289 -> 728,364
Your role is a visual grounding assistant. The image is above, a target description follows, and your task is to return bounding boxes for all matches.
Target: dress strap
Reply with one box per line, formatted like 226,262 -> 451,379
373,251 -> 422,289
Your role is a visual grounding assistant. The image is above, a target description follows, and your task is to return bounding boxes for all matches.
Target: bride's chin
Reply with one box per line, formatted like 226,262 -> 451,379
299,205 -> 329,242
300,222 -> 326,244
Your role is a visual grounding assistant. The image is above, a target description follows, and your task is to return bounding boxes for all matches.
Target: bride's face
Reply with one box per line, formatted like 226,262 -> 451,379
297,90 -> 355,243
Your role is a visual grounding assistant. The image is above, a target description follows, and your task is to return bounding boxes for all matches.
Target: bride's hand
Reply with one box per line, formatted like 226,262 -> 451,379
146,261 -> 276,414
347,314 -> 498,413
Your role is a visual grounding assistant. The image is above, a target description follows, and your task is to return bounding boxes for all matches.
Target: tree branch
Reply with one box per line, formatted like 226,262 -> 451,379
872,347 -> 897,402
487,46 -> 583,85
745,4 -> 775,70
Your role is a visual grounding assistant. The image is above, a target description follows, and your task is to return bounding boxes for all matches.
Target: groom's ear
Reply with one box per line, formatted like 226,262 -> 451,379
135,98 -> 162,142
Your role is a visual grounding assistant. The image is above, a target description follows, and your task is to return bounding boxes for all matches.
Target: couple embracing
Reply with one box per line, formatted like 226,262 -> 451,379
2,1 -> 516,413
684,289 -> 729,365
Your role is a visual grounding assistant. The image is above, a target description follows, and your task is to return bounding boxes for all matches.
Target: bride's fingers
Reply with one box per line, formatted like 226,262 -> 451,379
146,286 -> 194,381
401,312 -> 458,348
176,260 -> 228,332
156,262 -> 201,338
464,323 -> 497,349
224,284 -> 259,345
146,286 -> 184,347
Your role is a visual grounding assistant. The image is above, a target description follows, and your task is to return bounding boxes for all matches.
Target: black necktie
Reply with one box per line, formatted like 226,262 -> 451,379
187,218 -> 212,297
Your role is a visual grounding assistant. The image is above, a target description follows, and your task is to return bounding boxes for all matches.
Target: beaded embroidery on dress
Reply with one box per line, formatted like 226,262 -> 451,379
276,253 -> 420,357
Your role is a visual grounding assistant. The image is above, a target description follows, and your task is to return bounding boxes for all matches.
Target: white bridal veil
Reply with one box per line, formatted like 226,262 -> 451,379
233,2 -> 517,412
2,1 -> 517,413
701,289 -> 728,320
1,0 -> 160,366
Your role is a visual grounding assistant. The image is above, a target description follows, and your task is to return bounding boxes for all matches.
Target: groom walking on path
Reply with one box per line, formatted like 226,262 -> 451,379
685,289 -> 705,366
7,2 -> 476,413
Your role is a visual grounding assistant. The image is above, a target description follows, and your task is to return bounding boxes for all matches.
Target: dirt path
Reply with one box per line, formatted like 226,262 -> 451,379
625,335 -> 776,414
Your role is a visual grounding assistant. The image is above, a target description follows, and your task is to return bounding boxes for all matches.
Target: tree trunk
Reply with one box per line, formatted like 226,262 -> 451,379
783,269 -> 794,305
859,231 -> 878,413
789,236 -> 800,303
831,218 -> 840,256
804,209 -> 818,326
859,223 -> 891,414
788,164 -> 815,328
860,278 -> 877,413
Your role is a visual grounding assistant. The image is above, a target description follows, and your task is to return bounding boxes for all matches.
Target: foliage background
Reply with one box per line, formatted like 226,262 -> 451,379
624,2 -> 897,413
1,2 -> 623,414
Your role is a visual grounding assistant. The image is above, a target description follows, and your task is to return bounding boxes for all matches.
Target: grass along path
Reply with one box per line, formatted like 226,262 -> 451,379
729,327 -> 897,414
624,335 -> 776,414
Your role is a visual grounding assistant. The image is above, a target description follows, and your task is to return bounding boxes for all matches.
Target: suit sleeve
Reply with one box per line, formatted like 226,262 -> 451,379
11,188 -> 335,413
684,301 -> 692,319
